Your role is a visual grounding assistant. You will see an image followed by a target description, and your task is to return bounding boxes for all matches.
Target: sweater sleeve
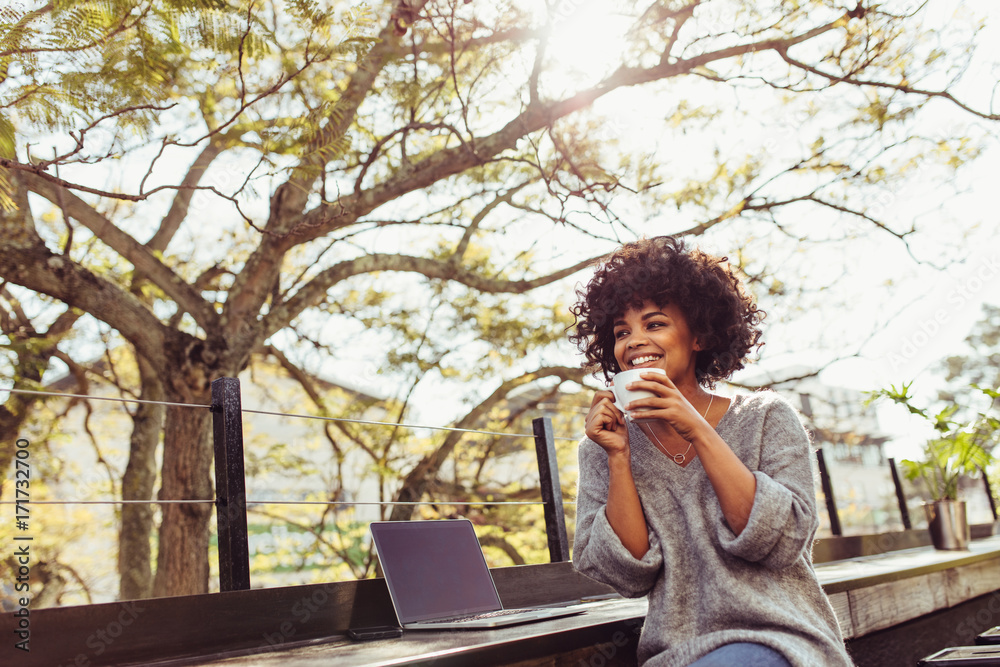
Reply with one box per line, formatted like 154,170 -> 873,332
716,396 -> 819,570
572,438 -> 663,597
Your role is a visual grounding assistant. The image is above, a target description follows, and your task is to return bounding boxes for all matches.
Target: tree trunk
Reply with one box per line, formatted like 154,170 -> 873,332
118,356 -> 164,600
152,398 -> 214,597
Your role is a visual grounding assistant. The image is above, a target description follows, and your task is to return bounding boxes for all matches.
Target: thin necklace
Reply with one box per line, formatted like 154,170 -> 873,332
646,394 -> 714,465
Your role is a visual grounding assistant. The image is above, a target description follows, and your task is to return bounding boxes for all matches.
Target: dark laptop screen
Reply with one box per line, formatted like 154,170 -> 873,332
371,520 -> 503,623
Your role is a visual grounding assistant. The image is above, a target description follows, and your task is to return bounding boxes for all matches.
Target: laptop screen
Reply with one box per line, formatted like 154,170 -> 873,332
370,520 -> 503,623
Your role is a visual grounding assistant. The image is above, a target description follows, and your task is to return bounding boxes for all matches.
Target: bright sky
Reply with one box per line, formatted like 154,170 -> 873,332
9,1 -> 997,455
410,0 -> 1000,451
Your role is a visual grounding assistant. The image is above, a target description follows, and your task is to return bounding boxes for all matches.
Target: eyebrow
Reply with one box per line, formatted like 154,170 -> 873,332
612,311 -> 669,327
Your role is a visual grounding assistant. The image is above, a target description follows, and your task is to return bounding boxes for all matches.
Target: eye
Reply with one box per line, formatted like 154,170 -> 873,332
614,329 -> 629,339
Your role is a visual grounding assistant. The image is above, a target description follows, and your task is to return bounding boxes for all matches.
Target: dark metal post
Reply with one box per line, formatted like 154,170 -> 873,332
211,376 -> 251,591
888,457 -> 912,530
815,448 -> 842,537
533,416 -> 570,562
982,466 -> 999,522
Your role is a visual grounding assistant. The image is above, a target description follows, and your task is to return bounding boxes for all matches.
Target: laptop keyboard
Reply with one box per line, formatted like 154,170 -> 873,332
427,609 -> 528,624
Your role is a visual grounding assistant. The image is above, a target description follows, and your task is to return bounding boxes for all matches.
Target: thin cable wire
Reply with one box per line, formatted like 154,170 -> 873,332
0,500 -> 215,505
246,501 -> 553,506
241,406 -> 579,442
0,499 -> 575,506
3,387 -> 210,410
2,387 -> 581,441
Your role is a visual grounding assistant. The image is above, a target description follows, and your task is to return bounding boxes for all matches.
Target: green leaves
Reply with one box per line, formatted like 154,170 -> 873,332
871,382 -> 1000,501
865,382 -> 927,419
0,112 -> 13,210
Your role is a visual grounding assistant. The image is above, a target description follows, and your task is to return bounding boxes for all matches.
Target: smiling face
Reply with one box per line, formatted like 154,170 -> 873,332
612,300 -> 701,385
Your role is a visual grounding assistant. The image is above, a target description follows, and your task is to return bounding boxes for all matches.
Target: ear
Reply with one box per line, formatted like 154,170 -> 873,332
693,338 -> 702,351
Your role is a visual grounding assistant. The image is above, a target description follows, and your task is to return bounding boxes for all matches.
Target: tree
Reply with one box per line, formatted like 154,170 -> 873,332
1,0 -> 998,599
939,304 -> 1000,409
936,303 -> 1000,506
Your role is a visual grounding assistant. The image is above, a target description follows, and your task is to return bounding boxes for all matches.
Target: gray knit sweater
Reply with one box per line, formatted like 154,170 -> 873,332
574,391 -> 853,667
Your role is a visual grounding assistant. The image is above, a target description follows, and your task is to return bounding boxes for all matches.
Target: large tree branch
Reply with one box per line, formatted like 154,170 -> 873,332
451,183 -> 530,266
147,137 -> 230,254
284,15 -> 851,248
0,241 -> 170,370
210,12 -> 913,345
229,8 -> 847,333
406,27 -> 543,59
301,1 -> 434,184
223,1 -> 432,333
20,174 -> 220,331
264,252 -> 601,337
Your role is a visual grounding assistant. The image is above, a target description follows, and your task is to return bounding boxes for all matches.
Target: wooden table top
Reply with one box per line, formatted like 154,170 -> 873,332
6,535 -> 999,667
146,597 -> 649,667
150,537 -> 1000,666
815,534 -> 1000,594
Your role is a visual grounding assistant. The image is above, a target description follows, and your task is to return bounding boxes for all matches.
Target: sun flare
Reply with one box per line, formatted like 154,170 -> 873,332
542,1 -> 631,89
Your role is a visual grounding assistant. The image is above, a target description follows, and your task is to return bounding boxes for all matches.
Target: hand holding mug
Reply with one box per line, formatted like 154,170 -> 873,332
585,388 -> 629,455
611,367 -> 667,421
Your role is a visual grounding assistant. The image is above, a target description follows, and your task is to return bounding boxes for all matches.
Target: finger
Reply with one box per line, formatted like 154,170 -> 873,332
624,397 -> 661,412
637,370 -> 678,390
591,389 -> 616,408
625,379 -> 674,399
588,406 -> 617,431
595,395 -> 625,417
607,403 -> 628,429
601,415 -> 620,434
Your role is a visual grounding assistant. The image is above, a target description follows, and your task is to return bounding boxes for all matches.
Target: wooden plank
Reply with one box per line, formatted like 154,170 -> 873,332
849,570 -> 949,636
812,524 -> 996,563
3,577 -> 396,667
827,591 -> 855,639
0,562 -> 617,667
4,541 -> 999,665
211,376 -> 251,592
814,530 -> 931,563
534,416 -> 570,563
819,535 -> 1000,595
944,559 -> 1000,606
142,600 -> 648,667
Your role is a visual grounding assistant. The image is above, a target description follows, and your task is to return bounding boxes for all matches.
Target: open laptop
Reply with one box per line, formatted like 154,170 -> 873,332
369,519 -> 584,629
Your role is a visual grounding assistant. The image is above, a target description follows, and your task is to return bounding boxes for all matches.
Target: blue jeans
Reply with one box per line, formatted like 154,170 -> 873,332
688,642 -> 792,667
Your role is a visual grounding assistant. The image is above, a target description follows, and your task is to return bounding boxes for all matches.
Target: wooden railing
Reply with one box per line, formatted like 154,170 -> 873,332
3,376 -> 999,667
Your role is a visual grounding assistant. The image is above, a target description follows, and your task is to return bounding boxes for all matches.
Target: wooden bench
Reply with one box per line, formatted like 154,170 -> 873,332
5,534 -> 1000,667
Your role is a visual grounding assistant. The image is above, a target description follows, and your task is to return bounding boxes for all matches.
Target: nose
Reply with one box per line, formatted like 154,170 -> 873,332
626,331 -> 648,348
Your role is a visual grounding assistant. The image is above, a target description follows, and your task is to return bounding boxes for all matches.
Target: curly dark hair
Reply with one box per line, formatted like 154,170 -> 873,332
569,236 -> 764,387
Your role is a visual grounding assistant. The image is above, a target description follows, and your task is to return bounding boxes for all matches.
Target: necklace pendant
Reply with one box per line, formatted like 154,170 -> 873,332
673,453 -> 685,464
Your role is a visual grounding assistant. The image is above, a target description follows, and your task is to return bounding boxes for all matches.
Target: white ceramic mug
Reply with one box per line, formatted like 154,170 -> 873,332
611,367 -> 666,419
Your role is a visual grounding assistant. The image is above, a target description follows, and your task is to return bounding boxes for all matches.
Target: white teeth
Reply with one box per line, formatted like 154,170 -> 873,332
631,355 -> 661,366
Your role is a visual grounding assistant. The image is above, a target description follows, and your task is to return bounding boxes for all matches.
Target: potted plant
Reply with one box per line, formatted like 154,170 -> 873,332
867,382 -> 999,550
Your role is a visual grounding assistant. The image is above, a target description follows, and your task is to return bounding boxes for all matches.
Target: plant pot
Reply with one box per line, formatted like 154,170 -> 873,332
924,499 -> 970,550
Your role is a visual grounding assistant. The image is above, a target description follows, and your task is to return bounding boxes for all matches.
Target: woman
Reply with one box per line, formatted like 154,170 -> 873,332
569,237 -> 852,667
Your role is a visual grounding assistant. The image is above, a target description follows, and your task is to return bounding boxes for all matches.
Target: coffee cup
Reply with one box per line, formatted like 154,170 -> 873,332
611,367 -> 666,419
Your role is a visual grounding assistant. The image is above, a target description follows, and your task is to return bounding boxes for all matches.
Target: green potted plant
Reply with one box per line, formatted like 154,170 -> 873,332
867,382 -> 999,550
